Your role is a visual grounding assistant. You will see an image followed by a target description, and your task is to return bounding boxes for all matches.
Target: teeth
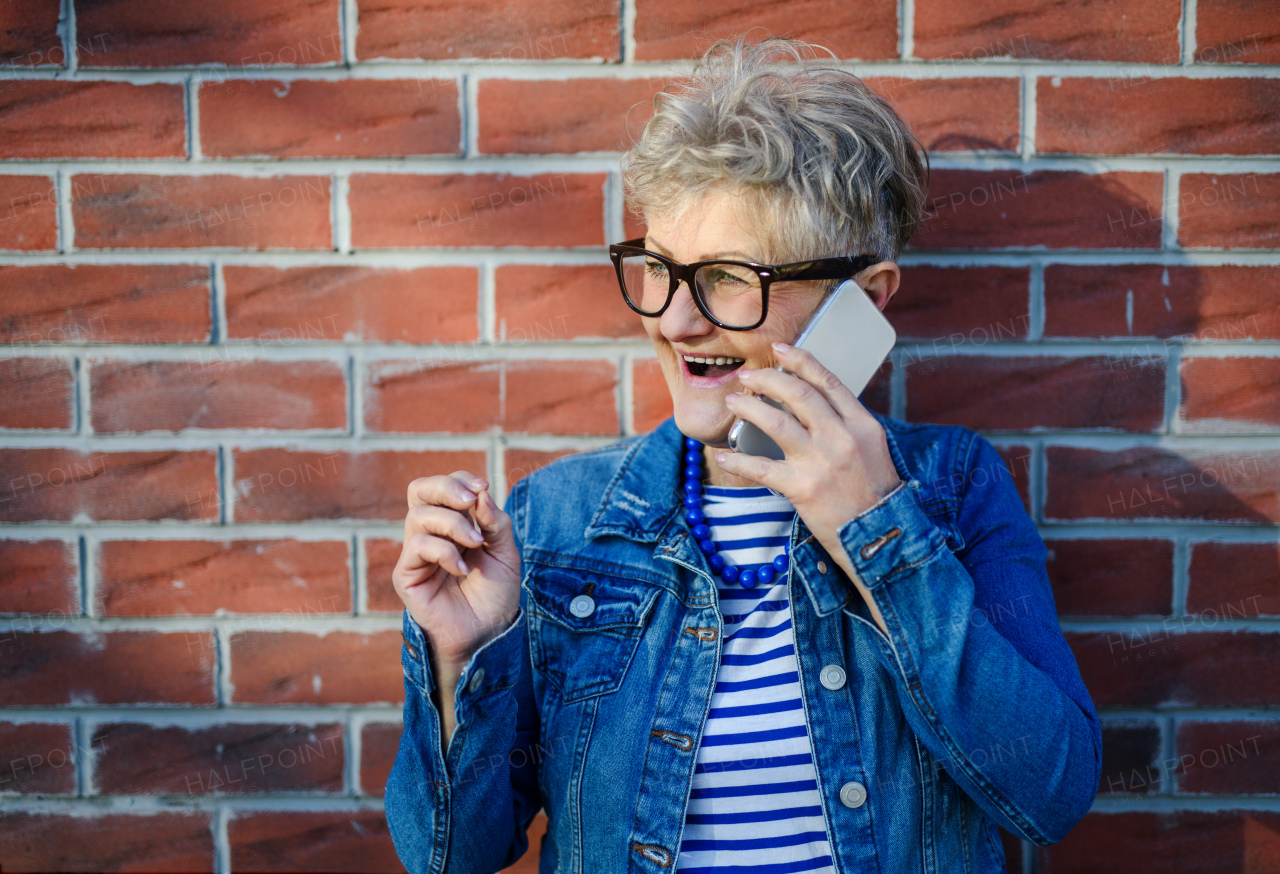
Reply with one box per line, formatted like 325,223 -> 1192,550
683,355 -> 744,365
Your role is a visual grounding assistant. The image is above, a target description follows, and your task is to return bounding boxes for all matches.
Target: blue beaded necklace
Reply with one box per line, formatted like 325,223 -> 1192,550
682,435 -> 790,590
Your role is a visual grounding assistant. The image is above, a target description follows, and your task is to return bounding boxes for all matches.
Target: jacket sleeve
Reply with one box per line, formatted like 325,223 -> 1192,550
385,477 -> 543,873
837,430 -> 1101,845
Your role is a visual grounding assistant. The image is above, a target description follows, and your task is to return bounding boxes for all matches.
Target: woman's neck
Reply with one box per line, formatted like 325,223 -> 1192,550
701,445 -> 763,488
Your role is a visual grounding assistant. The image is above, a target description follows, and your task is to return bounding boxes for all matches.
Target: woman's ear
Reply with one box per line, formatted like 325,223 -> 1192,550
855,261 -> 901,311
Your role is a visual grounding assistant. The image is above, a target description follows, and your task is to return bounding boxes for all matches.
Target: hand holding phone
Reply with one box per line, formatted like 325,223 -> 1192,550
727,279 -> 896,461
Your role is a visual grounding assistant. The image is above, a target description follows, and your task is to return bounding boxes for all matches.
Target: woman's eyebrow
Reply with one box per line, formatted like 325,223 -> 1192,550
645,237 -> 758,262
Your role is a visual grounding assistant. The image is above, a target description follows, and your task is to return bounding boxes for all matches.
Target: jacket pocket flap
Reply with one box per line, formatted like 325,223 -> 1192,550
524,564 -> 659,632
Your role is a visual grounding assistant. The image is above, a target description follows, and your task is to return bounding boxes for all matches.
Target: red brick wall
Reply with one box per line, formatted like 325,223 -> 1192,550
1,2 -> 1278,872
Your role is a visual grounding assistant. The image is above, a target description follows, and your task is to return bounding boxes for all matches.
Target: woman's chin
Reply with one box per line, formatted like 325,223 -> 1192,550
672,401 -> 733,447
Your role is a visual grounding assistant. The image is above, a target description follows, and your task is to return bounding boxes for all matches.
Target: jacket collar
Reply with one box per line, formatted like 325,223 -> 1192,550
583,413 -> 917,543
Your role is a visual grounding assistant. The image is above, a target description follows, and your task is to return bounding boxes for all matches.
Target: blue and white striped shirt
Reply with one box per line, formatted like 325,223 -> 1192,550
676,485 -> 836,874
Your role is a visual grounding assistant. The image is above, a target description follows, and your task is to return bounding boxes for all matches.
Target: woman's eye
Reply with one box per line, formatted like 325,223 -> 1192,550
645,260 -> 668,278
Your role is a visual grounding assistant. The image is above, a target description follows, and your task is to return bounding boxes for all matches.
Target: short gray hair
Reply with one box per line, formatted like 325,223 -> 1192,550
621,36 -> 929,263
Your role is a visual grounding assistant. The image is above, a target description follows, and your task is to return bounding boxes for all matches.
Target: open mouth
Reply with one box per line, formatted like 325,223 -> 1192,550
683,354 -> 745,379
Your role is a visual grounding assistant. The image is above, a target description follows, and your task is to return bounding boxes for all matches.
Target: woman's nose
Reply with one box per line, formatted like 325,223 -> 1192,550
659,280 -> 714,341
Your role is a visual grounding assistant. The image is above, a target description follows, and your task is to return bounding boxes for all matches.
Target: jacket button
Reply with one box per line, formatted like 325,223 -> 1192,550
820,664 -> 846,690
468,667 -> 485,693
569,595 -> 596,618
816,560 -> 829,574
839,781 -> 867,809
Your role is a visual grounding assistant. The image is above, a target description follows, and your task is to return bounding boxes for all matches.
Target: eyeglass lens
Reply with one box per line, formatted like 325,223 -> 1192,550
617,253 -> 764,328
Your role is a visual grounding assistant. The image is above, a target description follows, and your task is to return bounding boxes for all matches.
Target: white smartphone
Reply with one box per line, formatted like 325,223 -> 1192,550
726,279 -> 896,460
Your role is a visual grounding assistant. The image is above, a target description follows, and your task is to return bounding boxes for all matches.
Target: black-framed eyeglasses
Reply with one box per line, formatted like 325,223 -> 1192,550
608,238 -> 880,331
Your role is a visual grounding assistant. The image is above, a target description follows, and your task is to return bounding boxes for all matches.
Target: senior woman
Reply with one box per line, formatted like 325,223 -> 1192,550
387,37 -> 1101,874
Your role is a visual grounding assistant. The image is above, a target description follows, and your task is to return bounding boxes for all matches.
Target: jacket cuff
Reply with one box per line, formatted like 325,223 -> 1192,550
400,608 -> 526,720
837,479 -> 950,591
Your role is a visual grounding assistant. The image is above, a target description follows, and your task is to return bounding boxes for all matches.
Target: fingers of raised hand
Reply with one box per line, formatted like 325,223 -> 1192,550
396,531 -> 470,582
405,503 -> 485,549
407,470 -> 488,510
725,391 -> 807,450
768,343 -> 863,422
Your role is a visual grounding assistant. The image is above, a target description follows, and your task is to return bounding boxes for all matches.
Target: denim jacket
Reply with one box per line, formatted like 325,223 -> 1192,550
386,413 -> 1102,874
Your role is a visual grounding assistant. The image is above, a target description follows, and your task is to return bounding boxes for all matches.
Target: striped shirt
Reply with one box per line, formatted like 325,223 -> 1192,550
676,485 -> 836,874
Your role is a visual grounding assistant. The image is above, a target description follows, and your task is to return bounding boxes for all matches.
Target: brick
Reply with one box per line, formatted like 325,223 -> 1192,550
365,537 -> 403,613
913,0 -> 1180,62
1188,541 -> 1280,616
93,722 -> 345,795
366,359 -> 500,434
505,448 -> 579,490
1098,720 -> 1162,794
1178,172 -> 1280,249
1181,357 -> 1280,431
888,266 -> 1030,343
0,175 -> 57,251
1045,447 -> 1280,523
507,813 -> 549,874
0,539 -> 77,614
1196,0 -> 1280,64
0,448 -> 218,522
867,77 -> 1020,152
89,359 -> 348,432
994,445 -> 1032,513
1044,538 -> 1173,616
1043,264 -> 1280,340
0,811 -> 214,872
366,359 -> 618,435
478,78 -> 669,154
96,539 -> 352,616
0,81 -> 185,159
633,358 -> 674,433
0,357 -> 73,429
360,721 -> 401,796
1039,811 -> 1280,873
230,809 -> 400,872
224,265 -> 479,344
356,0 -> 617,61
231,448 -> 485,521
75,0 -> 342,67
0,264 -> 210,344
495,265 -> 643,340
71,173 -> 332,250
0,721 -> 76,794
201,78 -> 460,158
1038,77 -> 1280,156
229,630 -> 402,704
505,360 -> 618,434
634,0 -> 898,61
0,0 -> 62,67
1069,630 -> 1280,707
906,355 -> 1165,431
911,170 -> 1163,250
1175,720 -> 1279,794
349,172 -> 605,248
0,630 -> 215,705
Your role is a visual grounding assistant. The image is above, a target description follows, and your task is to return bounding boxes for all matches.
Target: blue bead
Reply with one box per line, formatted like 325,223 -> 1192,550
691,523 -> 710,540
708,553 -> 725,571
698,539 -> 717,555
720,564 -> 739,583
757,564 -> 775,585
685,437 -> 701,449
684,465 -> 701,480
684,494 -> 702,508
772,554 -> 788,572
740,569 -> 758,589
684,481 -> 701,495
685,450 -> 701,465
686,508 -> 705,524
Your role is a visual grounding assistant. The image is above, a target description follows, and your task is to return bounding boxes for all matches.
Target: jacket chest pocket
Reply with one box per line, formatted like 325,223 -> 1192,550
523,564 -> 659,704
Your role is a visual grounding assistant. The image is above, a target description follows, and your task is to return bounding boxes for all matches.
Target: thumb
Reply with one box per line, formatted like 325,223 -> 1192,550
472,487 -> 514,549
